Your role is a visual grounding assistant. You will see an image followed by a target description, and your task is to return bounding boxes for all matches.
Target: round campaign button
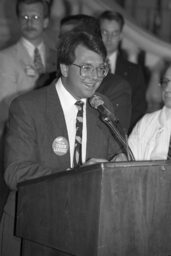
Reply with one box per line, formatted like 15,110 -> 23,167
52,137 -> 69,156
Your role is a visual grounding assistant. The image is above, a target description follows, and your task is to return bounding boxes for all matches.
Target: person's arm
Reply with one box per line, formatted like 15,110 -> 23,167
128,117 -> 145,161
0,53 -> 21,138
130,65 -> 147,131
0,53 -> 19,105
4,98 -> 52,191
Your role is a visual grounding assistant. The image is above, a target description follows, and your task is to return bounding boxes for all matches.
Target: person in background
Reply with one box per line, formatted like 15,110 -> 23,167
128,65 -> 171,160
60,14 -> 102,38
0,31 -> 125,256
98,10 -> 147,133
146,59 -> 170,113
0,0 -> 57,221
0,0 -> 57,134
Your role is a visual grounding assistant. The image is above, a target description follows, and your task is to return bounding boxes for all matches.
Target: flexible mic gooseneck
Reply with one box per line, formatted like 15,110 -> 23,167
89,94 -> 135,161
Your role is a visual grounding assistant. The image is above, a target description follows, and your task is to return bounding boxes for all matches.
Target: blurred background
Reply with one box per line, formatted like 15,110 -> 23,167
1,0 -> 171,109
1,0 -> 171,67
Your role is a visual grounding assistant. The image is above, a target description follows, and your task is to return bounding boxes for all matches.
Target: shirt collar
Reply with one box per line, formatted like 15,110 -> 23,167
21,37 -> 45,61
108,51 -> 117,73
108,51 -> 117,63
109,51 -> 117,59
55,78 -> 87,112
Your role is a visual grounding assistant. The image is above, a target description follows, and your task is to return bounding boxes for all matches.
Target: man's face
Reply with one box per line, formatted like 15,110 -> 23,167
100,19 -> 122,55
161,67 -> 171,108
61,44 -> 105,100
18,3 -> 49,44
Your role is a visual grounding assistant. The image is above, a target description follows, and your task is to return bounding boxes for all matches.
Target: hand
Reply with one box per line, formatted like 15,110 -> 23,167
111,153 -> 128,162
83,158 -> 108,166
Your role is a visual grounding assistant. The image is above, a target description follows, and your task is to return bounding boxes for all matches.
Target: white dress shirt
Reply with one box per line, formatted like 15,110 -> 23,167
108,51 -> 118,74
56,78 -> 87,168
128,106 -> 171,160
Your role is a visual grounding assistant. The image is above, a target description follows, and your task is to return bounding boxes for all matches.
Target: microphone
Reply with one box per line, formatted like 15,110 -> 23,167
89,94 -> 135,161
89,94 -> 118,122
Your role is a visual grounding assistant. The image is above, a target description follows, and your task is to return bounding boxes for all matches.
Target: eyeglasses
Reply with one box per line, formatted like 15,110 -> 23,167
71,63 -> 108,78
160,78 -> 171,89
20,15 -> 42,23
101,30 -> 121,39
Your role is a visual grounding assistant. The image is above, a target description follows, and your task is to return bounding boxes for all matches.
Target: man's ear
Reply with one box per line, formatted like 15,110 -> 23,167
60,64 -> 69,77
43,18 -> 49,29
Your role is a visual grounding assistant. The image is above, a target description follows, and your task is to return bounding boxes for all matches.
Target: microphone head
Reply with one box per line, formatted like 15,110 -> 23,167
89,94 -> 104,109
89,94 -> 118,123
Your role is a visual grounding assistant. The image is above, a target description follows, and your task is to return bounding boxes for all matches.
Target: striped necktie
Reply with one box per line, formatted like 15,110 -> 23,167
167,137 -> 171,160
106,57 -> 112,73
34,47 -> 44,74
73,100 -> 84,167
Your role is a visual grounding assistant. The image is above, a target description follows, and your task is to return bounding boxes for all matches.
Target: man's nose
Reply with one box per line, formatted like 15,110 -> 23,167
26,18 -> 34,26
106,34 -> 113,41
91,68 -> 99,79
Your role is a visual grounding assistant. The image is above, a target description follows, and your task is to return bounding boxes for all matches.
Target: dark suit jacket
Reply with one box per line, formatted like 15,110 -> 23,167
5,79 -> 122,190
97,73 -> 132,133
115,52 -> 147,132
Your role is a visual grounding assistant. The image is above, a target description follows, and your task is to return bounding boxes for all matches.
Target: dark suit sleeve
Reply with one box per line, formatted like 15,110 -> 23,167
107,78 -> 131,133
98,74 -> 132,133
4,98 -> 52,190
92,93 -> 126,157
130,65 -> 147,131
115,54 -> 147,133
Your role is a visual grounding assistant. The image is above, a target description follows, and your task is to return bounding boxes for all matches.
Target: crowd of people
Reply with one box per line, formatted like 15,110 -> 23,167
0,0 -> 171,255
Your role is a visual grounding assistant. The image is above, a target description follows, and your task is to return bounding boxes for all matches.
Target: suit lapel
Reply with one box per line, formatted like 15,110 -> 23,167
44,45 -> 57,72
15,40 -> 34,67
16,41 -> 57,73
46,81 -> 70,167
98,73 -> 116,94
86,102 -> 104,160
12,41 -> 39,88
115,53 -> 128,78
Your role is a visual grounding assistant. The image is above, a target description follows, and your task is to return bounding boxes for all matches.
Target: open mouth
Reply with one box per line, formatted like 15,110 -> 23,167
85,83 -> 95,87
84,81 -> 98,90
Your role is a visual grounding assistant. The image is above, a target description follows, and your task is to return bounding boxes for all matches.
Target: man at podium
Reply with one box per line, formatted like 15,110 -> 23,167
0,31 -> 125,255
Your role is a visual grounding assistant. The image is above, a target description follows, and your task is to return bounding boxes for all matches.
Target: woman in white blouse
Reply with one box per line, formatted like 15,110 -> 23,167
128,65 -> 171,160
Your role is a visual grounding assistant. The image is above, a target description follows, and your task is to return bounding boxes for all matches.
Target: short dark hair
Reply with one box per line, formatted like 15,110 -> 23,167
98,10 -> 125,31
57,31 -> 107,76
60,14 -> 102,38
16,0 -> 50,18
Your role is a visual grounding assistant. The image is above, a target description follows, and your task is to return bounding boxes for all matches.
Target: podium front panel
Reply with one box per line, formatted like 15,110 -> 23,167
16,164 -> 102,255
16,161 -> 171,256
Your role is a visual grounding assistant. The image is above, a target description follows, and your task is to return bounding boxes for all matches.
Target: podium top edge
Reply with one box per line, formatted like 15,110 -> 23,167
17,160 -> 170,188
103,159 -> 170,168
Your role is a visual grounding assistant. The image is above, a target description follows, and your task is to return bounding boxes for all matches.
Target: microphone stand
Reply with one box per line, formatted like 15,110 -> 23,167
101,115 -> 135,161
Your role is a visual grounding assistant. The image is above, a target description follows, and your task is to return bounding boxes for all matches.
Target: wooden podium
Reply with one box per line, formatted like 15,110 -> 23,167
16,161 -> 171,256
